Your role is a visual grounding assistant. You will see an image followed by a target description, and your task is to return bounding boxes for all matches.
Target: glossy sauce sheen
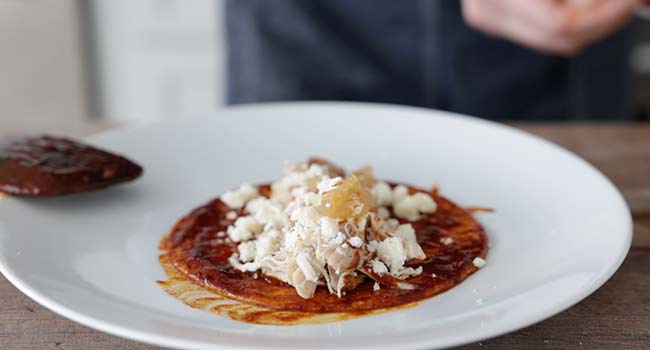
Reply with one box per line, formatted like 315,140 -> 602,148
161,183 -> 488,316
0,135 -> 142,196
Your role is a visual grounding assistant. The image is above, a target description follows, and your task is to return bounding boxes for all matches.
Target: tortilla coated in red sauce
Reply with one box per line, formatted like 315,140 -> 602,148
161,184 -> 488,313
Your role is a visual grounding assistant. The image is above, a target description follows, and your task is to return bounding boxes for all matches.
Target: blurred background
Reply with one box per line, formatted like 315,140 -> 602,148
1,0 -> 223,124
1,0 -> 649,123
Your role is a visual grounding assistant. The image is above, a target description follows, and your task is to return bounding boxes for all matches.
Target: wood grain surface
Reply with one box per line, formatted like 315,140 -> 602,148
0,121 -> 648,350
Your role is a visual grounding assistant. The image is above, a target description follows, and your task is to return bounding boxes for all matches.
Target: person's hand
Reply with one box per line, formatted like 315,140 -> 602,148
461,0 -> 640,56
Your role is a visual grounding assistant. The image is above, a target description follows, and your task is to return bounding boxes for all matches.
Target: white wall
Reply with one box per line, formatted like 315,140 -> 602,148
92,0 -> 225,122
0,0 -> 88,122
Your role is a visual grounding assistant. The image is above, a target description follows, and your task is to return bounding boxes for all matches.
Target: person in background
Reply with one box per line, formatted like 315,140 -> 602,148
225,0 -> 640,120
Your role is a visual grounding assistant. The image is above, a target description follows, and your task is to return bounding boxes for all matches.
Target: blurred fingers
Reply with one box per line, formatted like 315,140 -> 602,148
461,0 -> 639,56
462,0 -> 585,55
566,0 -> 640,44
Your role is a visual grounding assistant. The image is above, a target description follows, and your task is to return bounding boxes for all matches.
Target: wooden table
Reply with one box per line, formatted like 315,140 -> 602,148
1,121 -> 649,350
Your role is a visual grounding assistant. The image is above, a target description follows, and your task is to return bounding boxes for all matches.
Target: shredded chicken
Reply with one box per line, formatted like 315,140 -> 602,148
223,159 -> 435,299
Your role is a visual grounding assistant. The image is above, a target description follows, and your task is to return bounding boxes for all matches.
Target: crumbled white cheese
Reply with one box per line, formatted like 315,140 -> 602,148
394,192 -> 437,221
225,211 -> 238,221
473,257 -> 487,268
370,258 -> 388,275
371,181 -> 393,206
237,241 -> 256,262
228,253 -> 261,272
377,206 -> 390,219
392,185 -> 409,202
373,282 -> 381,291
245,197 -> 285,227
349,236 -> 363,248
271,163 -> 332,204
245,197 -> 267,214
412,192 -> 436,212
371,181 -> 439,222
394,224 -> 426,260
431,272 -> 437,278
372,237 -> 406,273
220,183 -> 259,209
227,216 -> 263,242
368,231 -> 424,279
441,237 -> 454,245
290,206 -> 321,229
254,230 -> 280,261
384,218 -> 400,231
320,217 -> 339,240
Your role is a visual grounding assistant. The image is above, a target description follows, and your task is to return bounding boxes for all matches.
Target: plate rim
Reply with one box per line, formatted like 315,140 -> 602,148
0,101 -> 633,350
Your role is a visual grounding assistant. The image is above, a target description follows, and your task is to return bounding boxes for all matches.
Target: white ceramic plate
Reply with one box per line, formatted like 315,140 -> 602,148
0,102 -> 632,350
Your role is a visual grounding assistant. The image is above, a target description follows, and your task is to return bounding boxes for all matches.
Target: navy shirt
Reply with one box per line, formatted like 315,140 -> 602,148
226,0 -> 633,120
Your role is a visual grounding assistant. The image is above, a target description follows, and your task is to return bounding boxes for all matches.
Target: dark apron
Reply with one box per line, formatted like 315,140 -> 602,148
225,0 -> 633,120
